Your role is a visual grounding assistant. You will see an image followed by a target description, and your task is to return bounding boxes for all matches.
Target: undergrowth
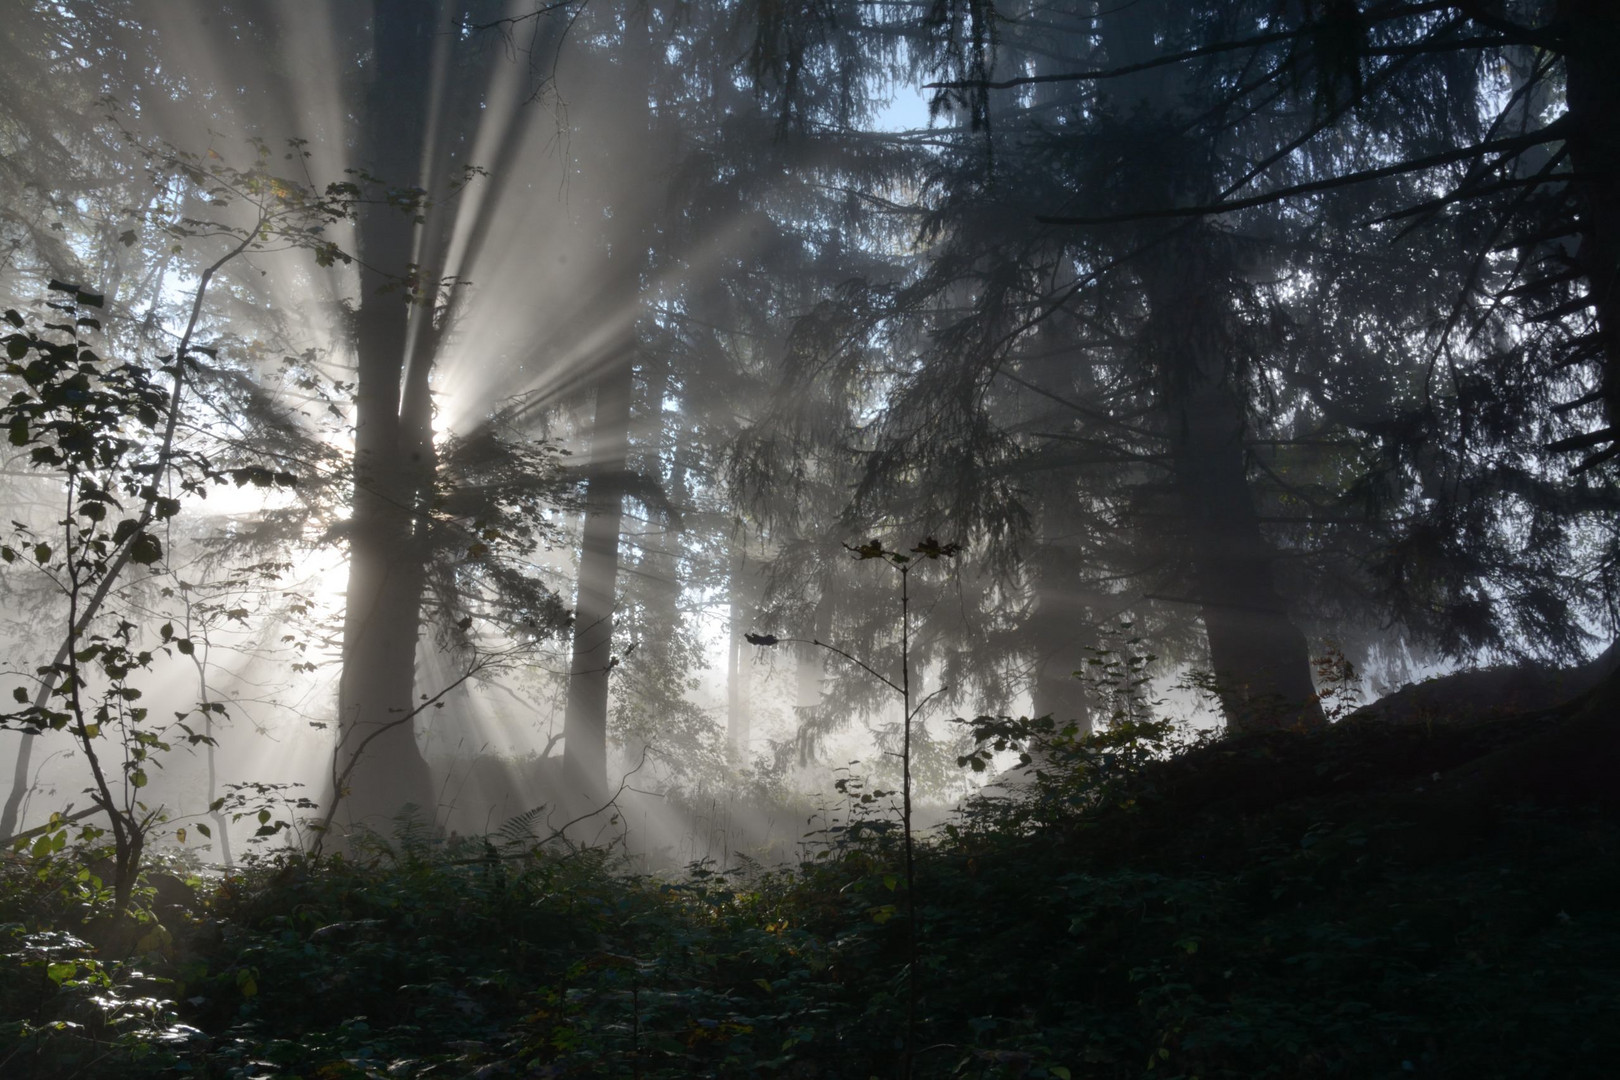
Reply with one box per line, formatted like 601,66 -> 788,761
2,705 -> 1617,1079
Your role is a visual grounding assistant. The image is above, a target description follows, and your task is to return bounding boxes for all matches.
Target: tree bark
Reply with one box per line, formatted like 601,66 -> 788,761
1021,231 -> 1099,735
559,3 -> 664,809
796,586 -> 833,711
1556,0 -> 1620,705
0,735 -> 30,840
1135,229 -> 1323,733
1167,360 -> 1325,731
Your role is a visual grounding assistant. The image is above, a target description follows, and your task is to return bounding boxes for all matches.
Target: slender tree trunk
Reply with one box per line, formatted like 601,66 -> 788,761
562,353 -> 633,808
0,736 -> 29,840
794,643 -> 821,710
1,703 -> 43,839
796,587 -> 832,710
638,355 -> 683,671
559,4 -> 664,810
1022,243 -> 1098,734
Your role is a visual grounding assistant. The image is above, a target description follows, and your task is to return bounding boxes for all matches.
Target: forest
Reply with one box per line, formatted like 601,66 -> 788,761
0,0 -> 1617,1076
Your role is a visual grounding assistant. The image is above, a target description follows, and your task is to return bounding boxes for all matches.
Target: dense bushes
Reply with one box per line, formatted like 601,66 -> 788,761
3,705 -> 1618,1078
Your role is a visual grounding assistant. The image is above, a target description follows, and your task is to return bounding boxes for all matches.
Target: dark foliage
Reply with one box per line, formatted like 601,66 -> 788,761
3,685 -> 1616,1078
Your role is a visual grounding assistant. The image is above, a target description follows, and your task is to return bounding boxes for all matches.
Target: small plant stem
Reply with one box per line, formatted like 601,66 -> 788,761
803,637 -> 903,695
186,641 -> 234,867
61,476 -> 139,916
0,806 -> 99,848
758,538 -> 958,1080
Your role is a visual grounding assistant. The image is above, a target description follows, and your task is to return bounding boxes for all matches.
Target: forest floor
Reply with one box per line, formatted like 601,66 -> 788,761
2,680 -> 1617,1079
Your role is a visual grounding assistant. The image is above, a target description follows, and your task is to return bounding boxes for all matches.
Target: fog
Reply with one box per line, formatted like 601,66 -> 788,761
1,0 -> 1614,866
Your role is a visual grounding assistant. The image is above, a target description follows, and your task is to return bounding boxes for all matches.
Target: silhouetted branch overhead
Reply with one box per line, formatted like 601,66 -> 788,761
1037,121 -> 1573,227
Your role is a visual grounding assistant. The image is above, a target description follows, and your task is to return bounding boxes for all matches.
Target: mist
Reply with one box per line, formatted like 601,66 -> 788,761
2,0 -> 1615,871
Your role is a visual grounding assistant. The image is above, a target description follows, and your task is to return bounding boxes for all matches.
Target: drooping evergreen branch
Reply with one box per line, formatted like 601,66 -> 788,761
1037,121 -> 1573,227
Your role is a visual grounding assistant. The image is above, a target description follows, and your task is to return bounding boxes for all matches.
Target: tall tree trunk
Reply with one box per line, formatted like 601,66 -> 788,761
1138,230 -> 1322,733
1107,0 -> 1322,733
0,731 -> 35,840
1165,334 -> 1324,731
332,0 -> 438,831
559,2 -> 664,809
1021,233 -> 1098,735
562,352 -> 633,809
637,354 -> 682,672
1557,1 -> 1620,714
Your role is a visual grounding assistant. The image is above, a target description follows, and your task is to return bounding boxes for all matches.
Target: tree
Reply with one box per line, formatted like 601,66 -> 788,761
971,1 -> 1620,474
332,0 -> 444,829
0,0 -> 585,841
323,1 -> 583,831
770,0 -> 1620,737
1,284 -> 207,913
0,129 -> 355,900
1000,0 -> 1620,660
738,0 -> 1339,732
544,0 -> 929,801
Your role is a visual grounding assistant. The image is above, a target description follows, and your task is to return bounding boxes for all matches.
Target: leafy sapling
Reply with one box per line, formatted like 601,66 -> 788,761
1,286 -> 221,916
0,133 -> 379,886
